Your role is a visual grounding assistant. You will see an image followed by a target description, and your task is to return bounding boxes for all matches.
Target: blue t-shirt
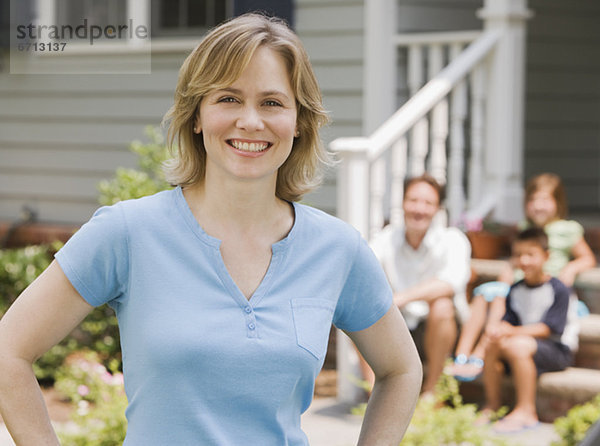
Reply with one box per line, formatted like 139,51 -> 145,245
55,187 -> 392,445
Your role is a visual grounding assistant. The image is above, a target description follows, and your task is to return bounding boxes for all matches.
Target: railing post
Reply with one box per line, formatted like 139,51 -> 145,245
331,138 -> 371,404
364,0 -> 397,133
478,0 -> 532,223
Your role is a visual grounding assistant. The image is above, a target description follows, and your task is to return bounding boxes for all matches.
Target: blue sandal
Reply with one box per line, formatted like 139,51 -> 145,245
453,355 -> 484,382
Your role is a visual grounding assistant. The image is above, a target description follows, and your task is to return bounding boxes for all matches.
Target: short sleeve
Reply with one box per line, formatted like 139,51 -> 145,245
542,278 -> 570,335
502,284 -> 520,325
549,220 -> 584,247
55,203 -> 130,307
333,234 -> 393,332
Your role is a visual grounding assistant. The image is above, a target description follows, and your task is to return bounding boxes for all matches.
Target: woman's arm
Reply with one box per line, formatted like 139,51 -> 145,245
560,237 -> 596,287
0,260 -> 93,445
347,305 -> 422,445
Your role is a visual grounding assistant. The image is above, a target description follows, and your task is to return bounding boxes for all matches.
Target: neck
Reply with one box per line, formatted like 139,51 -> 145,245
524,272 -> 550,286
183,170 -> 289,238
405,229 -> 427,250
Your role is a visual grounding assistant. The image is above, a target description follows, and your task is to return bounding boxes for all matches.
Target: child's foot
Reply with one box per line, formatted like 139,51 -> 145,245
493,413 -> 539,434
474,408 -> 495,426
450,355 -> 484,382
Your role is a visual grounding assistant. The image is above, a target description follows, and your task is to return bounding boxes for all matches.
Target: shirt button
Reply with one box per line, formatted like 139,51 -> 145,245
248,323 -> 256,330
244,306 -> 252,313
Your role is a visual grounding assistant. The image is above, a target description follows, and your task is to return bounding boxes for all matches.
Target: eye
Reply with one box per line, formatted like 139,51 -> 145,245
264,99 -> 283,107
217,96 -> 238,104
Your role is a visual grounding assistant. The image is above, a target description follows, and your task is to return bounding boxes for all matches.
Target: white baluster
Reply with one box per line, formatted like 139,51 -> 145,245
430,104 -> 448,185
428,44 -> 448,185
447,44 -> 468,225
408,44 -> 423,96
370,157 -> 387,238
390,136 -> 408,226
469,64 -> 486,208
333,138 -> 371,238
408,45 -> 428,177
428,44 -> 445,78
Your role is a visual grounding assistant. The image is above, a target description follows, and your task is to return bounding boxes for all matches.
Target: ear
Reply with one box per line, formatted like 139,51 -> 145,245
193,109 -> 202,134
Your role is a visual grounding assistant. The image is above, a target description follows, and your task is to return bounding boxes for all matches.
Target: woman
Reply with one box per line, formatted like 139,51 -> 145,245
0,14 -> 421,445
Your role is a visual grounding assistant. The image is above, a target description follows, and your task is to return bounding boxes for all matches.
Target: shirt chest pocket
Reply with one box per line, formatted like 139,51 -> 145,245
291,298 -> 336,361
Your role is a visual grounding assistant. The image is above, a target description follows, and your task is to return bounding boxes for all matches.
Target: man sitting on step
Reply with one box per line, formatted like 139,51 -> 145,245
360,174 -> 471,396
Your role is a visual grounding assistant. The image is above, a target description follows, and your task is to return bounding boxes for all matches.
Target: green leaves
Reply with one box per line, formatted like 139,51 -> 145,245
55,351 -> 127,446
552,394 -> 600,446
98,125 -> 171,206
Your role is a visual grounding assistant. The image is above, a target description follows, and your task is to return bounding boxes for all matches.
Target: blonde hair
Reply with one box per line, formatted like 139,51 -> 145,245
162,13 -> 332,202
525,172 -> 568,220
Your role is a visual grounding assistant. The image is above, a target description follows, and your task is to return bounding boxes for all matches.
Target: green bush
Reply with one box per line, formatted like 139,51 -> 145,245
553,394 -> 600,446
399,373 -> 507,446
98,125 -> 171,206
351,372 -> 506,446
0,243 -> 122,381
0,243 -> 58,313
55,351 -> 127,446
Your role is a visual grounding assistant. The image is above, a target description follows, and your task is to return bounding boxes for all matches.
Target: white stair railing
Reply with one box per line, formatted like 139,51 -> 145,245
331,29 -> 501,240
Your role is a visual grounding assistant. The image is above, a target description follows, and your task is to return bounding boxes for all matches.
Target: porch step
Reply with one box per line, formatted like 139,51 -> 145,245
456,308 -> 600,422
460,367 -> 600,422
536,368 -> 600,421
575,269 -> 600,314
576,315 -> 600,369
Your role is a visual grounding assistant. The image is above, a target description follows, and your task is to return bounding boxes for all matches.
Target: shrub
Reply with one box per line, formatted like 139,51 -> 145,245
399,373 -> 507,446
98,125 -> 171,206
55,351 -> 127,446
552,394 -> 600,446
0,242 -> 121,382
0,243 -> 58,313
351,372 -> 506,446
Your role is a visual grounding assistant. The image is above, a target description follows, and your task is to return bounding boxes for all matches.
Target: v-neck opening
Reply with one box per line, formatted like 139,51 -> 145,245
173,186 -> 299,305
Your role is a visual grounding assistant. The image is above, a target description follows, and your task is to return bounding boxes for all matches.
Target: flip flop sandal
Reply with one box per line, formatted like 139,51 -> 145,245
454,356 -> 484,382
493,418 -> 540,434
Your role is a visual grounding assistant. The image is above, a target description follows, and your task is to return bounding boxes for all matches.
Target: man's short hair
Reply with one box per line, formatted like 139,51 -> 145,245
403,174 -> 445,203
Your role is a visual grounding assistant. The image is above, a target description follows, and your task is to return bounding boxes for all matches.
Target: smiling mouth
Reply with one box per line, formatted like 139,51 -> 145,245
228,139 -> 270,153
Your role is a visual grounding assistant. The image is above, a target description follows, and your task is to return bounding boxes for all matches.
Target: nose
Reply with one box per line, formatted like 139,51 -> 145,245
518,254 -> 531,267
236,105 -> 265,132
410,200 -> 429,214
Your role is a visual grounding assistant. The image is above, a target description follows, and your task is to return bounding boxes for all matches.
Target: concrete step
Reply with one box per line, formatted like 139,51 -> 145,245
460,367 -> 600,422
536,367 -> 600,421
576,268 -> 600,314
576,314 -> 600,369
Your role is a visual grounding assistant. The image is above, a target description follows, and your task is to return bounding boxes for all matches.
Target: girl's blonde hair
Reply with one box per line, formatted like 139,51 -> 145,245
162,13 -> 332,202
525,172 -> 568,220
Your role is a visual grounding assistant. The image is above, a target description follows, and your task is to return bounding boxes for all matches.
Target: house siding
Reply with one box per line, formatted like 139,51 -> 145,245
295,0 -> 365,213
525,0 -> 600,216
0,51 -> 185,223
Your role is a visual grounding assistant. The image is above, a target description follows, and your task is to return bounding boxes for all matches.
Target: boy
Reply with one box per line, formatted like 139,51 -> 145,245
481,227 -> 574,433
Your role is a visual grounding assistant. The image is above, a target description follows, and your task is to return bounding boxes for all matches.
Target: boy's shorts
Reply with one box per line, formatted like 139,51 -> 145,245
533,339 -> 572,376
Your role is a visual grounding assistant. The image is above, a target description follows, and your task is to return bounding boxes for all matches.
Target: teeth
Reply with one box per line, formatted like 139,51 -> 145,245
230,140 -> 268,152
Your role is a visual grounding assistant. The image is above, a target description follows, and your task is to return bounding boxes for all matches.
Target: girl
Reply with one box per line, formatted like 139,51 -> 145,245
451,172 -> 596,381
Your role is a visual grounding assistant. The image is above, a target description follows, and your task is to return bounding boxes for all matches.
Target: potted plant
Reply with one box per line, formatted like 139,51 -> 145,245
457,215 -> 512,260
